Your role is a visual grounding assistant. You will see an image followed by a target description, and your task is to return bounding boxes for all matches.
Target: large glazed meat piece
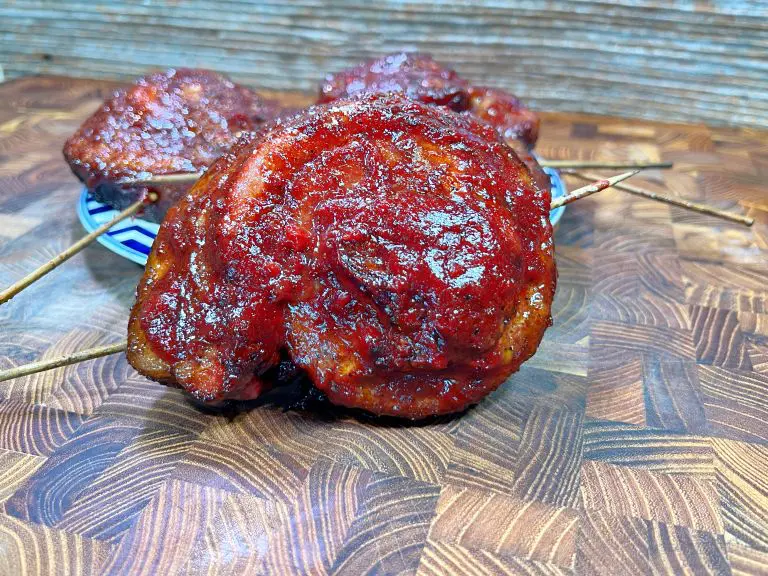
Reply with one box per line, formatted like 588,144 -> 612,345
127,92 -> 556,418
514,148 -> 552,199
318,52 -> 469,110
63,68 -> 277,222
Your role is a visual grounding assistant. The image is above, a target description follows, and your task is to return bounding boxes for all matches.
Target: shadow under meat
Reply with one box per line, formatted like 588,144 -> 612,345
185,356 -> 469,428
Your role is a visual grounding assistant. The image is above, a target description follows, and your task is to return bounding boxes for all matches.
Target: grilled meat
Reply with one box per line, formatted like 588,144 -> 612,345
127,92 -> 555,418
64,68 -> 278,222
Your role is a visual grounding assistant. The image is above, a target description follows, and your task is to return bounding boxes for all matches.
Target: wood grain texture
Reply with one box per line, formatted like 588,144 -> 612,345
102,479 -> 225,575
575,508 -> 654,575
428,485 -> 579,567
0,513 -> 111,576
712,438 -> 768,552
1,1 -> 767,128
0,76 -> 767,573
730,543 -> 768,576
331,474 -> 441,575
582,420 -> 714,478
417,540 -> 571,576
646,521 -> 730,575
579,460 -> 723,533
586,348 -> 646,426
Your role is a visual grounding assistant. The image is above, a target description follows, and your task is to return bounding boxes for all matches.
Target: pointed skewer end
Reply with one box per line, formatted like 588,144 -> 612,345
550,169 -> 640,210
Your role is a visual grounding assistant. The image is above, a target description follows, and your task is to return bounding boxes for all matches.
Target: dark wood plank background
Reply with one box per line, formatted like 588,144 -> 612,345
0,75 -> 767,574
1,1 -> 767,128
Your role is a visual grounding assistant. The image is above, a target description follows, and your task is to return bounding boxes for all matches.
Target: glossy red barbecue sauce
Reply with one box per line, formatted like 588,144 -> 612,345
466,86 -> 540,149
318,53 -> 540,150
319,52 -> 469,110
131,92 -> 555,417
63,68 -> 277,222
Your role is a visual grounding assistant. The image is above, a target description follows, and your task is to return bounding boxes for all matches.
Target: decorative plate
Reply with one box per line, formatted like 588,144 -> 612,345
77,168 -> 566,266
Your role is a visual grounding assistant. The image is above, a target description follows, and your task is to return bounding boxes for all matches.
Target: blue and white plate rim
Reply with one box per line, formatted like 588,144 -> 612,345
77,167 -> 567,267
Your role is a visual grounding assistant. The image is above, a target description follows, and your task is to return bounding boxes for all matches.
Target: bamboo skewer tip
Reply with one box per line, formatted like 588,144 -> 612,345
123,172 -> 203,187
567,170 -> 754,227
550,169 -> 640,209
0,194 -> 157,305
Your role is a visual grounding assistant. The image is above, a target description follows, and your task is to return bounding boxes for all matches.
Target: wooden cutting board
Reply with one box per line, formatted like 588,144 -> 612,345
0,76 -> 766,575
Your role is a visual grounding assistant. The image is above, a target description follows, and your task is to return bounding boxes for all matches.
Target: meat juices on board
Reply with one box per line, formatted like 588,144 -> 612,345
127,93 -> 556,419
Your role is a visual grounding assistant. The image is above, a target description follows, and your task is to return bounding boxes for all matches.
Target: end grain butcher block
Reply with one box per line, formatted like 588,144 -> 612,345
0,76 -> 767,575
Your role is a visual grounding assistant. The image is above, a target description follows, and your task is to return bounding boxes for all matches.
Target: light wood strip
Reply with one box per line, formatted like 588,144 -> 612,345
0,513 -> 111,576
0,448 -> 45,505
698,366 -> 768,444
591,321 -> 697,361
0,400 -> 84,457
172,437 -> 307,501
591,293 -> 690,331
586,348 -> 645,426
579,460 -> 723,533
90,381 -> 213,436
712,438 -> 768,552
183,491 -> 277,576
102,479 -> 225,575
512,406 -> 584,508
428,485 -> 578,568
417,540 -> 571,576
583,420 -> 714,478
445,390 -> 528,495
729,543 -> 768,576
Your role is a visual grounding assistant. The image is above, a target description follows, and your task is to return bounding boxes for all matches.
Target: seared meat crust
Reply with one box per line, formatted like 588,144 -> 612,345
127,92 -> 555,418
64,68 -> 277,222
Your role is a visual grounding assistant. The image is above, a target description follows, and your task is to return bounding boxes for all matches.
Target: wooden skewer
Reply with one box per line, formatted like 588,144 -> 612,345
0,171 -> 641,381
122,162 -> 665,187
568,171 -> 754,227
550,170 -> 640,209
0,193 -> 158,305
540,160 -> 673,170
122,172 -> 203,187
117,160 -> 667,188
0,342 -> 127,383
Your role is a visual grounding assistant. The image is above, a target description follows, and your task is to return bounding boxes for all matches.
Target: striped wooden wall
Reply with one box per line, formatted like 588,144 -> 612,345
1,1 -> 766,128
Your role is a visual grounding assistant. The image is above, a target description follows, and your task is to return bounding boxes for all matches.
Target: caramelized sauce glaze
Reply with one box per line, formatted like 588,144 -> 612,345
63,68 -> 277,222
127,92 -> 555,418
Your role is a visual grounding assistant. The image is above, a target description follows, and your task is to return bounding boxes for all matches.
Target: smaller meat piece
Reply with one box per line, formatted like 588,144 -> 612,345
318,52 -> 469,110
467,86 -> 540,149
63,68 -> 278,222
318,53 -> 540,152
